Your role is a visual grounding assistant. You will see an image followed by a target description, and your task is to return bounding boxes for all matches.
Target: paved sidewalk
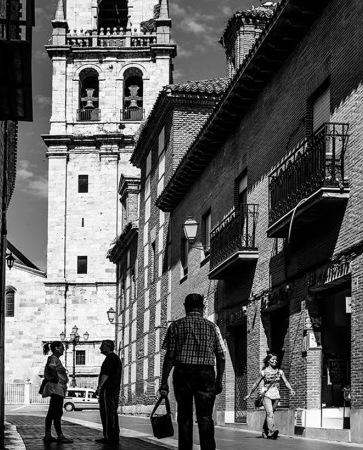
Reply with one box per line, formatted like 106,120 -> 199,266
5,413 -> 363,450
5,415 -> 174,450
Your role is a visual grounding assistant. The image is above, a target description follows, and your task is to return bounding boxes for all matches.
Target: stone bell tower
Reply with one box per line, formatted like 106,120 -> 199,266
42,0 -> 176,384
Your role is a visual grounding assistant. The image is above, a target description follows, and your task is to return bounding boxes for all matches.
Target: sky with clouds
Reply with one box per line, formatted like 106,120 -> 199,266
8,0 -> 254,270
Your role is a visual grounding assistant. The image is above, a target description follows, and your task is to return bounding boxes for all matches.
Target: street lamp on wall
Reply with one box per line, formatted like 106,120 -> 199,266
60,326 -> 89,387
6,252 -> 15,270
183,217 -> 199,246
182,217 -> 210,252
107,307 -> 116,324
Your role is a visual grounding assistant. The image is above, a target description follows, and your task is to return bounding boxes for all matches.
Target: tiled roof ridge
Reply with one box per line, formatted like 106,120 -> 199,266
164,77 -> 231,94
132,77 -> 230,157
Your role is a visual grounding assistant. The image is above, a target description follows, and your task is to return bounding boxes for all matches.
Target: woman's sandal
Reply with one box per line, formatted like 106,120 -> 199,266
57,436 -> 74,443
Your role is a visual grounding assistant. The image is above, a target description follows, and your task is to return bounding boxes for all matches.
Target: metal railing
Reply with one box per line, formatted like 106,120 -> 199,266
269,123 -> 349,225
77,108 -> 101,122
210,205 -> 259,271
121,108 -> 145,121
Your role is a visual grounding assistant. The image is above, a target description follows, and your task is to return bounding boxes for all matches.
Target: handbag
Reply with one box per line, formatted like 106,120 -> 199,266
254,394 -> 263,408
150,395 -> 174,439
38,378 -> 48,395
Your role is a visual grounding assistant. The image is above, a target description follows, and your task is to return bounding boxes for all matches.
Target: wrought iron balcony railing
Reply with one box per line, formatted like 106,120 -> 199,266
77,108 -> 101,122
269,123 -> 349,226
210,204 -> 259,272
121,108 -> 145,121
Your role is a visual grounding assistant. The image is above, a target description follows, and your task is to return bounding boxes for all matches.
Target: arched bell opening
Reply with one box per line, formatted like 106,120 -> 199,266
122,67 -> 144,121
77,68 -> 100,121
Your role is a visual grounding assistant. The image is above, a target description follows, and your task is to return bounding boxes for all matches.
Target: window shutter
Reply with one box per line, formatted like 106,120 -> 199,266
313,87 -> 330,132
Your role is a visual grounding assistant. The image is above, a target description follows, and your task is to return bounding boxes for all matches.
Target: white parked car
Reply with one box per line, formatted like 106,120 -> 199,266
64,388 -> 99,411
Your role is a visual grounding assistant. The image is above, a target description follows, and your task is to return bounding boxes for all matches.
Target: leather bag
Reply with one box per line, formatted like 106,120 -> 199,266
254,394 -> 263,408
150,395 -> 174,439
38,378 -> 48,395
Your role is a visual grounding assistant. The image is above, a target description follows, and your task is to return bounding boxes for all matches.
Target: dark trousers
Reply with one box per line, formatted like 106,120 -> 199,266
99,387 -> 120,442
45,394 -> 64,435
173,365 -> 216,450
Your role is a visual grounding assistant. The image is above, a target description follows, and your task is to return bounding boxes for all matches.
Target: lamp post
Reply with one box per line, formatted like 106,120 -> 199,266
60,326 -> 89,387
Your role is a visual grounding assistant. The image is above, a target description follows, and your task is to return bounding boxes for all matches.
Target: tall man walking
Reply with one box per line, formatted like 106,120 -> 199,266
95,340 -> 122,445
159,293 -> 226,450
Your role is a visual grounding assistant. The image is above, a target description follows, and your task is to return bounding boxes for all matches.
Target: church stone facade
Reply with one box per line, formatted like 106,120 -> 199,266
41,0 -> 176,384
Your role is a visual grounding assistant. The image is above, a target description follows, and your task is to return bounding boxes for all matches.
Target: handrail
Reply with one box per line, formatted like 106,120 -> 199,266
210,205 -> 259,271
269,122 -> 349,225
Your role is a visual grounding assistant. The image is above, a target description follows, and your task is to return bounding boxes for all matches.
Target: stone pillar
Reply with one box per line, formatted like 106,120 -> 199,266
350,254 -> 363,443
49,56 -> 68,135
24,382 -> 31,405
46,152 -> 68,281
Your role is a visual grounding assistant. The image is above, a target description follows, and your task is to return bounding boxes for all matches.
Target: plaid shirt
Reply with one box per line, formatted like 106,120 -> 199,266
162,312 -> 226,365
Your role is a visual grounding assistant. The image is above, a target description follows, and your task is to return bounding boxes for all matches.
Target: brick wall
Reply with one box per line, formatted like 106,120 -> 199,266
164,0 -> 363,435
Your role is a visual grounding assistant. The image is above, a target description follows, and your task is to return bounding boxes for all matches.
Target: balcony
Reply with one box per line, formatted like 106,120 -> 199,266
121,108 -> 145,121
66,29 -> 157,48
209,205 -> 259,280
77,108 -> 101,122
268,123 -> 350,238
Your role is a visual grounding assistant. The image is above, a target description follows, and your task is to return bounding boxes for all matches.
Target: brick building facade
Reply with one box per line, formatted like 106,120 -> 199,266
108,78 -> 229,414
156,0 -> 363,444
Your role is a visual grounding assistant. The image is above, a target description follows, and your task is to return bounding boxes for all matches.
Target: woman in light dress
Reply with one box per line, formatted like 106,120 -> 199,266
244,353 -> 295,439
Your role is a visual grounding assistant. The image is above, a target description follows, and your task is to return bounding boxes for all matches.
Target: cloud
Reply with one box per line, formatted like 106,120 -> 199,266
16,160 -> 48,199
171,5 -> 222,50
177,46 -> 194,59
34,95 -> 52,108
173,69 -> 186,83
182,19 -> 207,35
33,49 -> 48,62
170,3 -> 187,18
220,6 -> 233,16
34,3 -> 57,28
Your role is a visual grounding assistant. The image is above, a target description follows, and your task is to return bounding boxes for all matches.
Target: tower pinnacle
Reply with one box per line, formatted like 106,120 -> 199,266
54,0 -> 65,21
159,0 -> 170,20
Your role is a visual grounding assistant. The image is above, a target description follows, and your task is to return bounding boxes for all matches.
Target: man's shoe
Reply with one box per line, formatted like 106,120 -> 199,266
95,438 -> 110,444
271,430 -> 279,440
43,435 -> 57,443
57,436 -> 74,444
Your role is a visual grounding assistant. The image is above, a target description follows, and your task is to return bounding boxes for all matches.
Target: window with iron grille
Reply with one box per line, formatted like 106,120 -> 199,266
180,237 -> 188,278
76,350 -> 86,366
5,290 -> 15,317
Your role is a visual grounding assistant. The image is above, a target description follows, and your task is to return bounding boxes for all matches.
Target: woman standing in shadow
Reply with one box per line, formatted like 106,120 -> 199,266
244,353 -> 295,439
41,341 -> 73,444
